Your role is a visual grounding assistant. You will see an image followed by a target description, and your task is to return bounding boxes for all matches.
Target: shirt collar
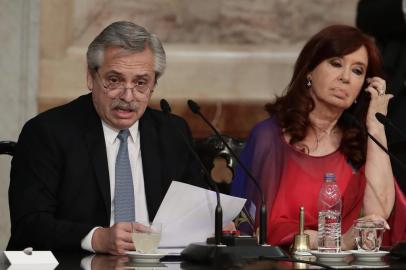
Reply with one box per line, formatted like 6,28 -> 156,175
101,120 -> 139,145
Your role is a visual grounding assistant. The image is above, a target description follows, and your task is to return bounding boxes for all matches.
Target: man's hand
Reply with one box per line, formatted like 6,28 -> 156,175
92,222 -> 134,255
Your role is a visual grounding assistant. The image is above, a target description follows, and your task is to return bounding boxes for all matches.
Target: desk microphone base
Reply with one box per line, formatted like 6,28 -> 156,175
181,242 -> 289,264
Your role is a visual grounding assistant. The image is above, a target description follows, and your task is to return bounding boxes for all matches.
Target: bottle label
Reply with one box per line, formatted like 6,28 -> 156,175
317,210 -> 341,252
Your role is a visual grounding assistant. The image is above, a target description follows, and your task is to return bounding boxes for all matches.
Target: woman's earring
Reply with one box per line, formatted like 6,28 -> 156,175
354,99 -> 357,104
306,78 -> 312,88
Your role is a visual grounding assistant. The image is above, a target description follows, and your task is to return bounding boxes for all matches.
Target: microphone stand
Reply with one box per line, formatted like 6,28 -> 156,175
182,99 -> 288,264
187,99 -> 268,245
160,99 -> 288,265
160,99 -> 223,245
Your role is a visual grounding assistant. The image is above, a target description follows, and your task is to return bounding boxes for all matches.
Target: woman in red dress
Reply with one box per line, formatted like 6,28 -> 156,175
232,25 -> 406,250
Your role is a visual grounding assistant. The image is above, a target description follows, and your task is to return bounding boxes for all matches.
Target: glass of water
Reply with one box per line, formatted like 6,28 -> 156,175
354,220 -> 385,252
132,221 -> 162,254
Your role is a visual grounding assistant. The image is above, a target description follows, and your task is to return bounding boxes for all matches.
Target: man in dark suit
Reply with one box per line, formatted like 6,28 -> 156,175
7,21 -> 205,254
357,0 -> 406,193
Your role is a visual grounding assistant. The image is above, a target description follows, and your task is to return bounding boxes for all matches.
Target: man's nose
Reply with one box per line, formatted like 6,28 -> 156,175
121,87 -> 135,101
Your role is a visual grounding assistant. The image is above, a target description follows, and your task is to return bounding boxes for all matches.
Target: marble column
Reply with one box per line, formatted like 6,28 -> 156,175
0,0 -> 39,249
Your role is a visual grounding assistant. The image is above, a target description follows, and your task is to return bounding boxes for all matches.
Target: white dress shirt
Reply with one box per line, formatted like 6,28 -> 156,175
80,120 -> 149,252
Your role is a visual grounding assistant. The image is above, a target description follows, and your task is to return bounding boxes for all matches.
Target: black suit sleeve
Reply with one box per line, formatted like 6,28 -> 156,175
8,118 -> 93,251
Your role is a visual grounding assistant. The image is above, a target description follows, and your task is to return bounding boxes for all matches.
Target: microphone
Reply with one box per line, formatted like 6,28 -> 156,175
374,112 -> 386,126
160,99 -> 223,246
187,99 -> 268,245
160,98 -> 171,114
342,112 -> 406,172
375,112 -> 406,140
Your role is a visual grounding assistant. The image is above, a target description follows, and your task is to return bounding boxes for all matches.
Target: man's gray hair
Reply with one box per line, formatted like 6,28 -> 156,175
87,21 -> 166,81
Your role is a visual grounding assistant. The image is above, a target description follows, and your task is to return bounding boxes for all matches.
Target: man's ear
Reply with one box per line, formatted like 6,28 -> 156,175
86,69 -> 94,91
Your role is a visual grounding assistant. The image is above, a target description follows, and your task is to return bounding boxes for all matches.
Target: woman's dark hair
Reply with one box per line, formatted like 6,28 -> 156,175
266,25 -> 384,168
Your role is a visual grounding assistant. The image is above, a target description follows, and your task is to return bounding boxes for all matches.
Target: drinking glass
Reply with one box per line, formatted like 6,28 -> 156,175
131,221 -> 162,254
354,220 -> 385,252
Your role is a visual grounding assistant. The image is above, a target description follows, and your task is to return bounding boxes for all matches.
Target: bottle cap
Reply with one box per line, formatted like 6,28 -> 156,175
324,172 -> 336,181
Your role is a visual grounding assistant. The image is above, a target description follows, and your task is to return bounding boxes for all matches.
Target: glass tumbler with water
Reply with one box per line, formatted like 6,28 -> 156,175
317,173 -> 342,252
132,221 -> 162,254
354,220 -> 385,252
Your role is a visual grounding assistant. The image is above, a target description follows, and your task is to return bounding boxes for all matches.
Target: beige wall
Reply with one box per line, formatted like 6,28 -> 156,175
39,0 -> 359,107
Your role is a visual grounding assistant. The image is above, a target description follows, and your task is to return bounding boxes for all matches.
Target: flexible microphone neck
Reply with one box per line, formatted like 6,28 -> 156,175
375,112 -> 406,140
187,100 -> 265,202
343,112 -> 406,172
187,99 -> 268,245
160,99 -> 223,245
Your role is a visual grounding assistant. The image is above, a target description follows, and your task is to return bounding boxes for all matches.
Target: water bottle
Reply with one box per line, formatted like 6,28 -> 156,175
317,172 -> 342,252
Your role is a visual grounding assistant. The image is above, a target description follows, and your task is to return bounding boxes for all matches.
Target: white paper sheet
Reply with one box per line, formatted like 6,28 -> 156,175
153,181 -> 246,247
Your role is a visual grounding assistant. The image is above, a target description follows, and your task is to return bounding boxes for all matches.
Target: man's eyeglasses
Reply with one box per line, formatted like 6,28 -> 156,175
95,70 -> 152,96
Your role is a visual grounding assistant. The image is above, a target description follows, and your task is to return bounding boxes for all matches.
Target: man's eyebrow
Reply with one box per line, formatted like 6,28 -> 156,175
103,70 -> 153,80
134,74 -> 152,79
104,70 -> 123,76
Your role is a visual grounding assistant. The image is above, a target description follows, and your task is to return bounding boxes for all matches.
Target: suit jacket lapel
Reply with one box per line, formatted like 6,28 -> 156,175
139,108 -> 163,221
82,95 -> 111,222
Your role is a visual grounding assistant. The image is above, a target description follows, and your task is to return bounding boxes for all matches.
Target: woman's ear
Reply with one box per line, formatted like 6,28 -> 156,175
306,73 -> 312,88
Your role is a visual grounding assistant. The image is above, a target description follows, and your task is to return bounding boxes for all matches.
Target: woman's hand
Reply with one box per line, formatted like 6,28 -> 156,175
304,230 -> 318,249
342,214 -> 390,250
364,77 -> 393,132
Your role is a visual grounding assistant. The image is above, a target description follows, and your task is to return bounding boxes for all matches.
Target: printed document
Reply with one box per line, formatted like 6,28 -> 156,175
153,181 -> 246,247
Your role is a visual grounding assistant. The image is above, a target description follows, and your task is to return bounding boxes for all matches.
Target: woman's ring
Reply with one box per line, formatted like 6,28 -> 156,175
375,87 -> 385,96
